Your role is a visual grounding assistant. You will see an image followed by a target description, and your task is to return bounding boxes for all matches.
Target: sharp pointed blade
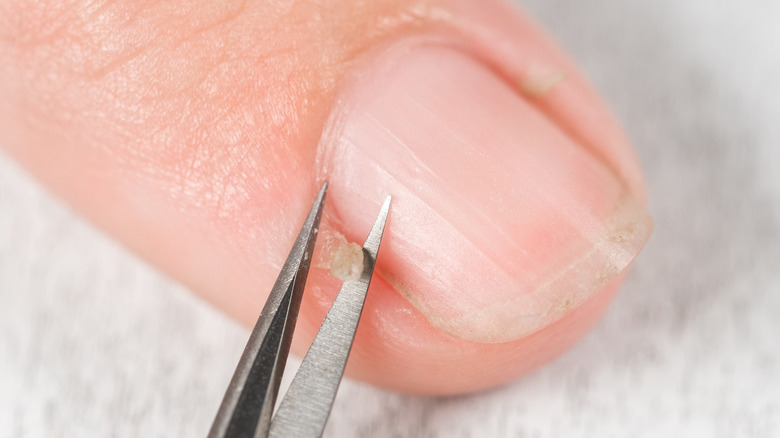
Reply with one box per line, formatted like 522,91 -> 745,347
208,182 -> 328,438
269,196 -> 391,438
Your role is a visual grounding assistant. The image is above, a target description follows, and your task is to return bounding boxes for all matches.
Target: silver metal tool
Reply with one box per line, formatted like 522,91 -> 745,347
208,182 -> 391,438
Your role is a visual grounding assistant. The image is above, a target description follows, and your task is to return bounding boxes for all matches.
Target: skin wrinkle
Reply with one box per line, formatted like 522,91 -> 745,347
3,0 -> 450,205
0,1 -> 78,47
76,4 -> 160,80
166,1 -> 248,52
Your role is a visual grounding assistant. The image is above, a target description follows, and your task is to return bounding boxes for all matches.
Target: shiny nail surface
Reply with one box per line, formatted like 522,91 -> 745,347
318,46 -> 652,343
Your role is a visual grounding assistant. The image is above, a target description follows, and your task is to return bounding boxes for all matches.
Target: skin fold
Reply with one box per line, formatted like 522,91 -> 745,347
0,0 -> 651,394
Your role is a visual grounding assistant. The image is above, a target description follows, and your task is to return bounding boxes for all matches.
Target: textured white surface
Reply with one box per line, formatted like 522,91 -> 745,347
2,0 -> 779,436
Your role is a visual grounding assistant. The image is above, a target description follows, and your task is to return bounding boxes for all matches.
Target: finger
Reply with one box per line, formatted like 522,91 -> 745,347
0,0 -> 651,394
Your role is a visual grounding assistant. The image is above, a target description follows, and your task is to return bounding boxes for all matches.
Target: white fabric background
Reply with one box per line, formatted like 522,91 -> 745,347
1,0 -> 778,436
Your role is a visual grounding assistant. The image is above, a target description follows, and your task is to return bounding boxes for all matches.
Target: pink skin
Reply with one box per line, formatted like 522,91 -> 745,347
0,0 -> 651,394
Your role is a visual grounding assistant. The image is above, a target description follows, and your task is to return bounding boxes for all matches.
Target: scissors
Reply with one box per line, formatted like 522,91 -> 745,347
208,182 -> 391,438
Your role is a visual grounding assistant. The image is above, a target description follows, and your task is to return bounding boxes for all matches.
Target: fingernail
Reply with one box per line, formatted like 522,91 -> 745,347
317,46 -> 652,343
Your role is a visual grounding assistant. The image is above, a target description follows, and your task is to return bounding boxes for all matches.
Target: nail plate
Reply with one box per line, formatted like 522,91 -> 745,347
317,46 -> 652,343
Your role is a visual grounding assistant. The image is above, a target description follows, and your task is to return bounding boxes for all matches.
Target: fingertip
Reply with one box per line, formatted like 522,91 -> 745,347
1,0 -> 652,396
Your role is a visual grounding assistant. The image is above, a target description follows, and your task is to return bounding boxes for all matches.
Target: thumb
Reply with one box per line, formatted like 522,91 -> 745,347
0,0 -> 651,394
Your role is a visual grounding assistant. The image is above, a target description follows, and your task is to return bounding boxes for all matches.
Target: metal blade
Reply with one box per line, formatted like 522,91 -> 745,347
269,195 -> 391,438
208,182 -> 327,438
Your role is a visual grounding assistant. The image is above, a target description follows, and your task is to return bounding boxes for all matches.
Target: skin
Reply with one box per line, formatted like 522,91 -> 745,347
0,0 -> 650,394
